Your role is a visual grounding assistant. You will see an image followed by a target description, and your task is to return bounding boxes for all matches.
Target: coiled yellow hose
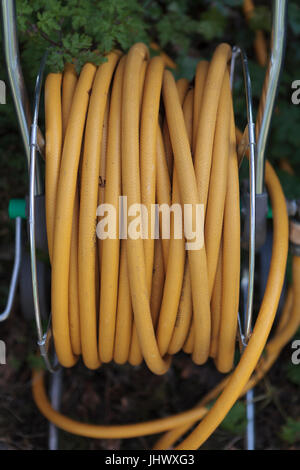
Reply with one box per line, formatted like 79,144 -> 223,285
30,37 -> 300,450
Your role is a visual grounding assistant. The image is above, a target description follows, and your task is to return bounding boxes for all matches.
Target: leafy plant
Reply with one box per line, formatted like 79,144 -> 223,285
286,362 -> 300,386
16,0 -> 149,73
248,6 -> 271,32
280,418 -> 300,445
220,400 -> 247,435
13,0 -> 254,75
26,352 -> 46,371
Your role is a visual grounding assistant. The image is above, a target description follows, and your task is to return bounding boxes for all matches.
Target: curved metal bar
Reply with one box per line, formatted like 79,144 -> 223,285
0,0 -> 43,195
230,46 -> 256,345
29,51 -> 59,373
256,0 -> 287,194
48,357 -> 63,450
231,46 -> 257,451
0,217 -> 22,322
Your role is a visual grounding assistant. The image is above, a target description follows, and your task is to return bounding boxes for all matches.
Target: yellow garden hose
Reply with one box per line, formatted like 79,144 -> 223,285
30,34 -> 300,450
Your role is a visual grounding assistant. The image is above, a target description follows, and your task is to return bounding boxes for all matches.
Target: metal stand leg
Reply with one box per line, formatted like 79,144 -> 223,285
48,367 -> 63,450
0,217 -> 22,322
246,388 -> 255,450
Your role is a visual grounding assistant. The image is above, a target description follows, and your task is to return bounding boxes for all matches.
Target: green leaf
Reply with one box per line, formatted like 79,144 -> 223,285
26,353 -> 46,371
280,418 -> 300,444
286,363 -> 300,386
249,6 -> 271,33
288,3 -> 300,36
174,55 -> 199,81
220,401 -> 247,435
197,7 -> 228,41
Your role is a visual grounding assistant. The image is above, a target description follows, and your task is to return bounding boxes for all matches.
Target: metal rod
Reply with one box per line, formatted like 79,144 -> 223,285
256,0 -> 287,194
0,0 -> 42,195
48,359 -> 62,450
0,217 -> 22,322
241,53 -> 256,343
246,388 -> 255,450
29,52 -> 58,373
231,48 -> 256,450
29,59 -> 45,344
230,46 -> 256,345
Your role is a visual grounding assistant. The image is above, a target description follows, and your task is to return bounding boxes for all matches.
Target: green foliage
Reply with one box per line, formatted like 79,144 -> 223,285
288,2 -> 300,36
249,6 -> 271,32
16,0 -> 148,73
286,362 -> 300,386
276,171 -> 300,200
197,7 -> 228,41
220,400 -> 247,435
214,0 -> 243,9
14,0 -> 238,75
26,352 -> 46,371
280,418 -> 300,445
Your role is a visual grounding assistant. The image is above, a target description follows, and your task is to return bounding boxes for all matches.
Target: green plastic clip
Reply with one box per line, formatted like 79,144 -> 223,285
8,198 -> 27,219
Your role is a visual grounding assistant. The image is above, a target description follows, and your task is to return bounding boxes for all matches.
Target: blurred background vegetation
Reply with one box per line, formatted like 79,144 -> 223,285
0,0 -> 300,449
